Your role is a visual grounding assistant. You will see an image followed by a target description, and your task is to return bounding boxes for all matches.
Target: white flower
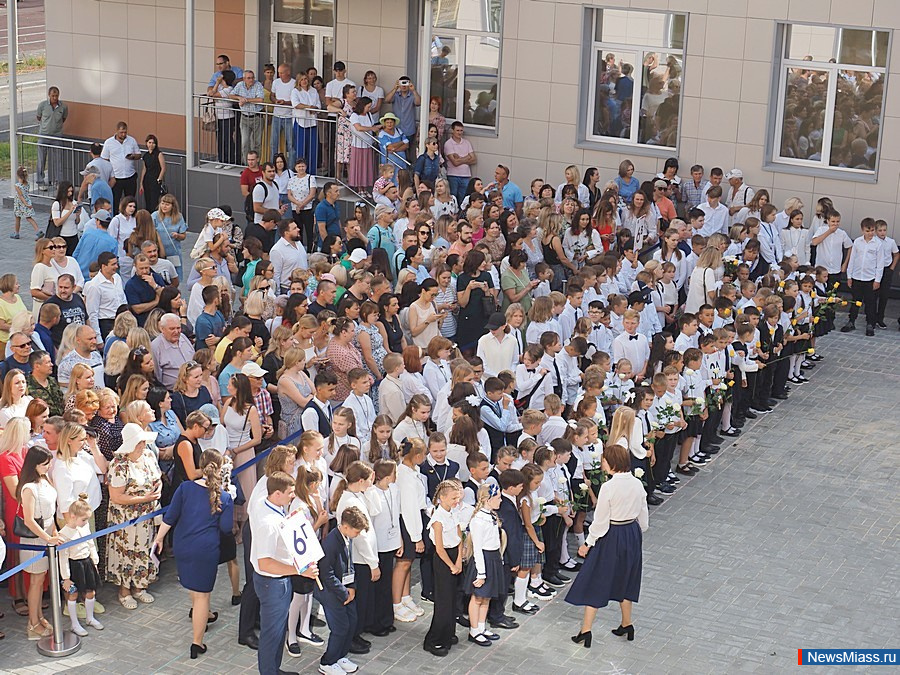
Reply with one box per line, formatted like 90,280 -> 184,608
633,468 -> 644,478
619,373 -> 629,380
537,497 -> 546,506
717,383 -> 727,391
557,475 -> 567,485
684,367 -> 694,376
590,450 -> 602,461
580,482 -> 590,492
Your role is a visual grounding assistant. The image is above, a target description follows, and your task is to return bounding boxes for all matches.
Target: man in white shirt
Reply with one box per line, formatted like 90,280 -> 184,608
697,185 -> 729,236
252,162 -> 284,224
250,472 -> 318,675
269,64 -> 296,164
83,251 -> 126,340
100,121 -> 141,210
324,61 -> 356,109
56,324 -> 104,387
270,220 -> 309,295
811,210 -> 852,277
724,169 -> 754,225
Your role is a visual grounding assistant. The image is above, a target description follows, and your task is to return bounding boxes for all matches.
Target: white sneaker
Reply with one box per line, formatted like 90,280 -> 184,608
86,618 -> 104,630
394,604 -> 417,622
402,597 -> 425,616
337,657 -> 359,673
71,624 -> 88,637
318,664 -> 344,675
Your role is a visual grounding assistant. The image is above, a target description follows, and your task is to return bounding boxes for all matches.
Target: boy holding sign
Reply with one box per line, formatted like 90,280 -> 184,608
250,472 -> 320,675
315,506 -> 370,675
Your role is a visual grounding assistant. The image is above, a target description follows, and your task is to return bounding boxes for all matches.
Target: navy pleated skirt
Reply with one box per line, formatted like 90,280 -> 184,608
463,549 -> 504,598
564,521 -> 642,609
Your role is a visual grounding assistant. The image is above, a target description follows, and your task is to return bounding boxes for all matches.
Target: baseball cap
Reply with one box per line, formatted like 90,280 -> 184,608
207,207 -> 229,222
333,61 -> 346,71
485,312 -> 507,331
198,403 -> 221,425
653,179 -> 668,189
374,204 -> 395,219
94,209 -> 112,223
241,362 -> 268,378
80,166 -> 100,177
724,168 -> 743,179
349,248 -> 368,264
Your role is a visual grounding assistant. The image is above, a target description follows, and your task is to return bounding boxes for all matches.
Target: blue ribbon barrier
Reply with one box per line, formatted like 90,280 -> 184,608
0,427 -> 305,583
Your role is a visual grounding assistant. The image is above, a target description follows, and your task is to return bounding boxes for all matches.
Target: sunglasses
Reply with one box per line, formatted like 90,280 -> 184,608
12,343 -> 31,349
47,245 -> 64,250
133,346 -> 149,356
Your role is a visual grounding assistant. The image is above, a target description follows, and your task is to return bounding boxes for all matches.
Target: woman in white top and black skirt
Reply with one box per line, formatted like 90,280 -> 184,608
566,443 -> 649,647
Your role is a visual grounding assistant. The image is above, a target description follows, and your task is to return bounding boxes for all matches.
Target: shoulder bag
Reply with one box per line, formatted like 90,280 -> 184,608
14,482 -> 45,539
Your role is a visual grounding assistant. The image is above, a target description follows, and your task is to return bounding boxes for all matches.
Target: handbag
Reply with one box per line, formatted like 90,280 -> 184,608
13,483 -> 45,539
158,181 -> 169,196
200,97 -> 217,130
45,208 -> 62,240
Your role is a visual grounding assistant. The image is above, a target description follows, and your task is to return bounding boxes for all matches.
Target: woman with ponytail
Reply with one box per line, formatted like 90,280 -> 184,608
153,450 -> 234,660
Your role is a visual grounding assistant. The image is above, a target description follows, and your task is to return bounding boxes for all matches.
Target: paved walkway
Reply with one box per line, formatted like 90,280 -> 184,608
0,204 -> 897,673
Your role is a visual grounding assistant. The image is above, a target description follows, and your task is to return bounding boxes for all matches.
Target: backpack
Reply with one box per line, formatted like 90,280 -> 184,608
244,180 -> 268,225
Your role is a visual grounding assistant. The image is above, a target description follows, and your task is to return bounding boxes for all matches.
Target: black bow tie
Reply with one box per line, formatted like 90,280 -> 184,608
526,368 -> 536,373
629,335 -> 639,341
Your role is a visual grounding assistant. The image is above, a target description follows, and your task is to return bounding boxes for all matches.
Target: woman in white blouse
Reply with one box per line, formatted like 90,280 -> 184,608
684,247 -> 722,315
108,197 -> 138,280
51,422 -> 106,520
565,443 -> 648,647
422,337 -> 453,402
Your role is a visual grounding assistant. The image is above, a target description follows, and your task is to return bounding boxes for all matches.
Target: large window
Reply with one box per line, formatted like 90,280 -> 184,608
584,8 -> 686,150
773,24 -> 889,174
428,0 -> 502,131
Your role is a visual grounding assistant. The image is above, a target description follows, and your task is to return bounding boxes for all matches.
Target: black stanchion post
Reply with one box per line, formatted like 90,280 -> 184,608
37,545 -> 81,658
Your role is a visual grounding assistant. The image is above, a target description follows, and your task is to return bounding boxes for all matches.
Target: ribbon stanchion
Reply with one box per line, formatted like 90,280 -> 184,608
37,545 -> 81,657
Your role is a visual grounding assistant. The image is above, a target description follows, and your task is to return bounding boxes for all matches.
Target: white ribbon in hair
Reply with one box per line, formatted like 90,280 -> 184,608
465,394 -> 481,407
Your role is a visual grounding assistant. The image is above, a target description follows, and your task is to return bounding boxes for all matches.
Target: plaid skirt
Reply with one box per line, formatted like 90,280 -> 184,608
520,526 -> 544,568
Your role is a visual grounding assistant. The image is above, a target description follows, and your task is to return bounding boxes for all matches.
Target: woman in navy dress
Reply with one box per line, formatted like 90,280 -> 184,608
153,449 -> 233,659
566,443 -> 648,647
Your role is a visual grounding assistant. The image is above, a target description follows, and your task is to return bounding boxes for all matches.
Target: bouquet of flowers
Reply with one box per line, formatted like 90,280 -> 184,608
723,255 -> 740,280
579,448 -> 608,508
705,382 -> 728,411
656,402 -> 680,429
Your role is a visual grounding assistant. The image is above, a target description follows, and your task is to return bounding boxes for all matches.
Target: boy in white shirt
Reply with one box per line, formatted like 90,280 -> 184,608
674,313 -> 700,353
516,346 -> 552,411
558,283 -> 585,345
343,368 -> 376,443
586,301 -> 613,356
537,395 -> 567,446
841,217 -> 887,336
611,309 -> 650,380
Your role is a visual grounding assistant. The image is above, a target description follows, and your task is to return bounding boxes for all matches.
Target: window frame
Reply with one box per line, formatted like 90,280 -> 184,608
767,22 -> 891,181
578,6 -> 688,155
421,0 -> 504,137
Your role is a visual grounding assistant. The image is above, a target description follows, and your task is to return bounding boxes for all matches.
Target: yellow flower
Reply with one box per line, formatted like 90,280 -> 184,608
841,301 -> 848,306
855,301 -> 862,307
755,341 -> 761,348
727,380 -> 734,387
807,348 -> 815,354
791,319 -> 797,325
810,292 -> 817,299
813,316 -> 820,324
833,282 -> 840,289
724,308 -> 731,316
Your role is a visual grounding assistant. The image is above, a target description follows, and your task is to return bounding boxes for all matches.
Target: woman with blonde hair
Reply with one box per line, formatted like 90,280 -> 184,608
0,273 -> 28,354
126,326 -> 153,353
30,237 -> 56,322
7,310 -> 47,354
0,416 -> 34,616
49,236 -> 85,291
556,165 -> 591,209
103,311 -> 138,357
193,348 -> 222,408
0,368 -> 34,426
57,322 -> 80,363
152,193 -> 188,279
540,210 -> 576,291
685,246 -> 723,314
277,347 -> 315,438
52,421 -> 106,520
103,339 -> 132,390
262,324 -> 294,383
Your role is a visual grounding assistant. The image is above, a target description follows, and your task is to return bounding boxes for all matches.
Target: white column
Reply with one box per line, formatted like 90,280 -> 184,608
418,0 -> 433,155
7,0 -> 18,187
185,0 -> 195,169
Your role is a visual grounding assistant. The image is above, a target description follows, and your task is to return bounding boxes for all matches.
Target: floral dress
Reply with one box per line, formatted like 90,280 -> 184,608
326,339 -> 363,402
336,100 -> 353,164
356,322 -> 388,412
105,449 -> 162,589
279,374 -> 313,438
14,181 -> 35,218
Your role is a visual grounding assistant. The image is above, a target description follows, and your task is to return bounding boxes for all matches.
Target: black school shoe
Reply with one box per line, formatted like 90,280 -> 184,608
840,322 -> 856,332
489,616 -> 519,629
647,494 -> 664,506
866,325 -> 875,336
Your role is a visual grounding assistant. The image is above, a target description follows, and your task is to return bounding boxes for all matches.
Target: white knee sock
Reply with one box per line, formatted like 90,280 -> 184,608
287,593 -> 303,645
299,593 -> 312,636
529,574 -> 542,588
84,597 -> 95,623
692,436 -> 701,456
67,600 -> 83,631
558,526 -> 571,564
513,576 -> 528,605
574,531 -> 585,547
720,402 -> 732,431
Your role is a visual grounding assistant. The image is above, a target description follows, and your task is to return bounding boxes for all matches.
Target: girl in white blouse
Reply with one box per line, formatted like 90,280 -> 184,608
394,438 -> 429,622
391,395 -> 432,445
422,479 -> 463,655
323,408 -> 361,469
369,459 -> 402,633
463,483 -> 504,646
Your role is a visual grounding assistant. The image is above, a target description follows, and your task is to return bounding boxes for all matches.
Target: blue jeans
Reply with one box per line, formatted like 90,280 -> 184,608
315,590 -> 357,666
294,124 -> 318,174
271,116 -> 294,165
254,572 -> 292,675
448,175 -> 468,205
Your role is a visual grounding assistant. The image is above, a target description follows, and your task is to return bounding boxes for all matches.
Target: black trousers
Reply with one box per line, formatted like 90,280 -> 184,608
772,355 -> 790,397
369,550 -> 396,632
293,208 -> 316,254
487,564 -> 512,622
848,278 -> 878,326
112,173 -> 137,209
98,318 -> 116,342
700,408 -> 722,451
541,514 -> 564,579
755,363 -> 774,407
238,519 -> 260,640
652,433 -> 677,484
352,562 -> 374,639
423,545 -> 459,649
419,534 -> 435,599
876,266 -> 894,323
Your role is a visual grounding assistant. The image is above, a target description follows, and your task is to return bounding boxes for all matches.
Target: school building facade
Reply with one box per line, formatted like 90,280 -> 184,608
43,0 -> 900,239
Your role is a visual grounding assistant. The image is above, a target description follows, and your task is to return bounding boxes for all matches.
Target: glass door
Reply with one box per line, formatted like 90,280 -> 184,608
272,27 -> 334,75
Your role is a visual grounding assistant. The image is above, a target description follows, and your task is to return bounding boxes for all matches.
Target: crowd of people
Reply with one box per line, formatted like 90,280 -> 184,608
0,57 -> 898,675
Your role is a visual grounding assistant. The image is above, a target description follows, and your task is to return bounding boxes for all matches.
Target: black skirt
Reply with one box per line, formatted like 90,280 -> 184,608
683,414 -> 704,437
218,532 -> 237,564
69,557 -> 102,592
291,574 -> 316,594
398,513 -> 424,561
463,549 -> 504,598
